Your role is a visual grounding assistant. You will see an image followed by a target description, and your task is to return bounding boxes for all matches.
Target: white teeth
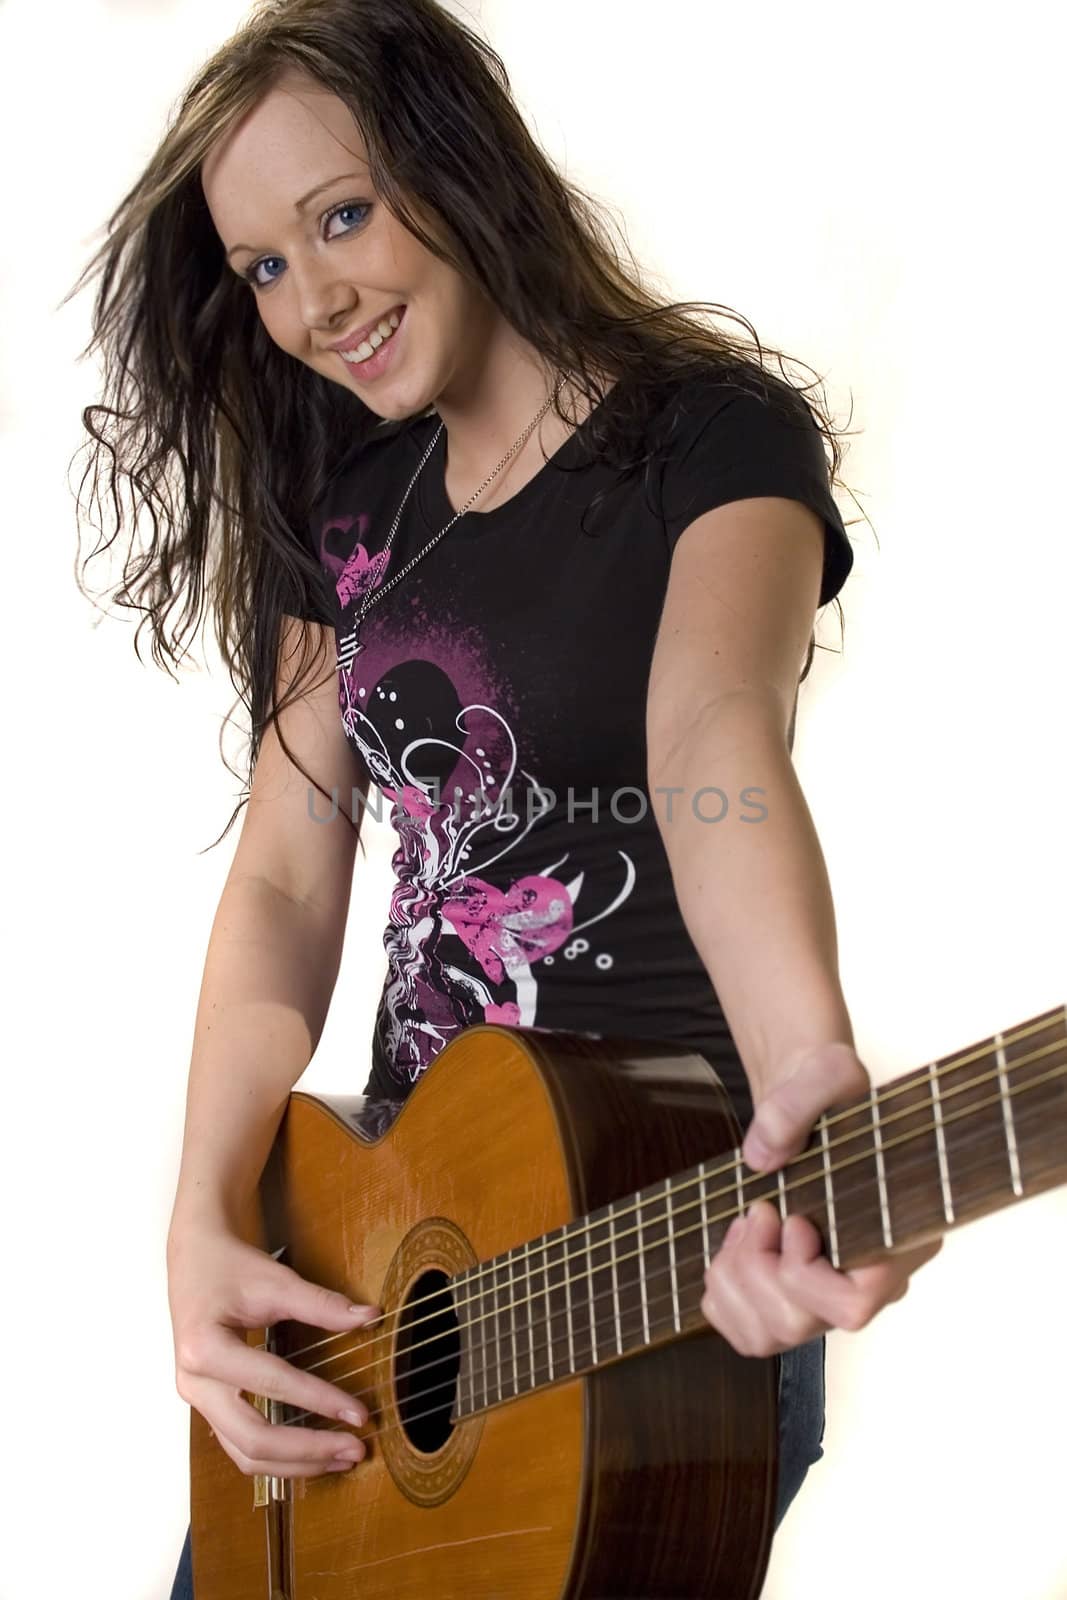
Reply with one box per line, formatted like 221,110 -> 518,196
341,310 -> 403,365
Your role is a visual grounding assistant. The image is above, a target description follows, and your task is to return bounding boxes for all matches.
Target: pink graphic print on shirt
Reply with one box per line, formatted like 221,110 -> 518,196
322,514 -> 391,607
317,514 -> 635,1088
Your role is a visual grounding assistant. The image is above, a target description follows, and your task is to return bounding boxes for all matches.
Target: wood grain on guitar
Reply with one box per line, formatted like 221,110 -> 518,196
187,1003 -> 1067,1598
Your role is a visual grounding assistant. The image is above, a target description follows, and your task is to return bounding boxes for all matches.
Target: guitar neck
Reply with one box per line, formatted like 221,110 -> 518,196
452,1003 -> 1067,1416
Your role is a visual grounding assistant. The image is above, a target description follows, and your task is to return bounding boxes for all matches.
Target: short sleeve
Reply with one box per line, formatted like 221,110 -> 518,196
659,377 -> 854,609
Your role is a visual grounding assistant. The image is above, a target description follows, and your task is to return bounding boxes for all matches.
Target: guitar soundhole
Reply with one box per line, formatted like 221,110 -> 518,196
395,1268 -> 461,1453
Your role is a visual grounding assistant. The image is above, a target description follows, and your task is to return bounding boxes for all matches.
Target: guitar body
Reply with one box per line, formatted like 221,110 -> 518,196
189,1024 -> 778,1598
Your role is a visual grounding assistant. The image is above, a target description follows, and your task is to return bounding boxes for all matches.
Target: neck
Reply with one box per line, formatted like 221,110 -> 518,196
450,1003 -> 1067,1417
430,320 -> 565,479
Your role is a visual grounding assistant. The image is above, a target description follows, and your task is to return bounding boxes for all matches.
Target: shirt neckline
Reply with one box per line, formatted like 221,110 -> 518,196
415,383 -> 618,539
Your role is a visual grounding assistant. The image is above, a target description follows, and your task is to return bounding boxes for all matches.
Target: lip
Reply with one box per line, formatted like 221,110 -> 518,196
328,304 -> 406,354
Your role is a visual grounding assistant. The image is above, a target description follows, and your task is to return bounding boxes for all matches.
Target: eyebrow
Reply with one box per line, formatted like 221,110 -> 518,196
224,170 -> 367,260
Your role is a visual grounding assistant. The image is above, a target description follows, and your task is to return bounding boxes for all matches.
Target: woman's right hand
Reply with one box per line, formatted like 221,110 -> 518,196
167,1223 -> 381,1480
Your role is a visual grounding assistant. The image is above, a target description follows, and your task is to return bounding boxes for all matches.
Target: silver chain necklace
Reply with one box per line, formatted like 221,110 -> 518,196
336,374 -> 566,669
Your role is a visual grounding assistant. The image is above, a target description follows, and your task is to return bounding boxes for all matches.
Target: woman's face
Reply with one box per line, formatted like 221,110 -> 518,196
200,70 -> 496,421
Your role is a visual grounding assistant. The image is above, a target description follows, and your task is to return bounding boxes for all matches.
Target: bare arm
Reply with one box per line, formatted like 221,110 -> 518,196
646,496 -> 852,1107
163,618 -> 384,1478
168,616 -> 371,1243
645,499 -> 942,1357
648,687 -> 854,1109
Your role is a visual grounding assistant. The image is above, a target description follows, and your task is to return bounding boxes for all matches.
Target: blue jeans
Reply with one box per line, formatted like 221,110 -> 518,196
167,1335 -> 825,1596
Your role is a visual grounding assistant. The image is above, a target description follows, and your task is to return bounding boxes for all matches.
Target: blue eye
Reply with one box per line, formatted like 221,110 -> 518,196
242,200 -> 372,289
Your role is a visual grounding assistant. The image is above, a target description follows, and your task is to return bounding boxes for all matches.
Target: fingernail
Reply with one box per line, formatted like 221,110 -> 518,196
339,1407 -> 366,1426
347,1304 -> 380,1323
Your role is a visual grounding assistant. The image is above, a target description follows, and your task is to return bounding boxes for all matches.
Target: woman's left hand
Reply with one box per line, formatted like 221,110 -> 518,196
699,1041 -> 944,1356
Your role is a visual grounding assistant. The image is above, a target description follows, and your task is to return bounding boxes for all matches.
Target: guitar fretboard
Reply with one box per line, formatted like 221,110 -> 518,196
450,1003 -> 1067,1417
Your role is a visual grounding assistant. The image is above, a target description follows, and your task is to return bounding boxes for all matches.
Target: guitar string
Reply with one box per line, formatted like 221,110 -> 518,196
264,1011 -> 1061,1366
261,1020 -> 1063,1374
275,1055 -> 1065,1439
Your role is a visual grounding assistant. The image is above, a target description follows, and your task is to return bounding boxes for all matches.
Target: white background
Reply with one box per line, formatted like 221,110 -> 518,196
1,0 -> 1064,1596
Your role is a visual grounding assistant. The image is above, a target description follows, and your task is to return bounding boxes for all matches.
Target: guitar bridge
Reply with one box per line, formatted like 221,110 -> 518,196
254,1245 -> 293,1510
251,1382 -> 293,1509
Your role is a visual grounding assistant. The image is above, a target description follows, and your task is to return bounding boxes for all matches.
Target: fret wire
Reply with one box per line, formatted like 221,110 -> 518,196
665,1177 -> 681,1331
493,1254 -> 503,1404
524,1239 -> 536,1393
635,1188 -> 650,1344
698,1160 -> 711,1261
476,1266 -> 485,1411
494,1254 -> 504,1402
586,1219 -> 598,1366
870,1085 -> 894,1247
468,1271 -> 476,1418
459,1269 -> 473,1419
994,1031 -> 1024,1198
287,1061 -> 1066,1434
481,1261 -> 489,1408
497,1251 -> 506,1401
930,1055 -> 955,1223
465,1270 -> 476,1414
543,1235 -> 555,1384
776,1167 -> 787,1222
511,1248 -> 521,1401
818,1113 -> 840,1268
479,1267 -> 488,1412
563,1223 -> 576,1374
607,1199 -> 623,1355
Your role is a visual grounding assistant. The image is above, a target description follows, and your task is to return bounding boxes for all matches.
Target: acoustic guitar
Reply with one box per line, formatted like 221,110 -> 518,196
187,1003 -> 1067,1598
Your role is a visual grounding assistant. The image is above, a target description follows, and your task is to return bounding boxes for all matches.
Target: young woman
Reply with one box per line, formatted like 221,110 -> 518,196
70,1 -> 941,1593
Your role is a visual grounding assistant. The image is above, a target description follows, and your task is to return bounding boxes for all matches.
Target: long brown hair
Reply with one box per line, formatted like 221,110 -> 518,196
65,0 -> 867,856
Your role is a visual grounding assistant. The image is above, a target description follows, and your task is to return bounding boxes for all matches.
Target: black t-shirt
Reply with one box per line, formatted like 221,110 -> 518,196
295,370 -> 854,1133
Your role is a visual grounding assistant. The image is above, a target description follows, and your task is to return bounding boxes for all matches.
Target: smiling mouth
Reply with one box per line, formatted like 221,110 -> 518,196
337,305 -> 406,364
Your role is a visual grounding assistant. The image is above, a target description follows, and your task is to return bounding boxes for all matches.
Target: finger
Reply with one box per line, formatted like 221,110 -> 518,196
183,1325 -> 374,1429
772,1251 -> 875,1330
213,1425 -> 364,1480
740,1199 -> 784,1254
704,1251 -> 827,1356
779,1212 -> 824,1266
738,1209 -> 830,1349
743,1042 -> 868,1171
215,1424 -> 365,1479
777,1246 -> 924,1332
200,1383 -> 369,1472
705,1204 -> 824,1354
242,1267 -> 382,1342
701,1244 -> 764,1354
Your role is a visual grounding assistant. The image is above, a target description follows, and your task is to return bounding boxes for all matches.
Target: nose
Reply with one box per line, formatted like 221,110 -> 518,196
290,259 -> 358,337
